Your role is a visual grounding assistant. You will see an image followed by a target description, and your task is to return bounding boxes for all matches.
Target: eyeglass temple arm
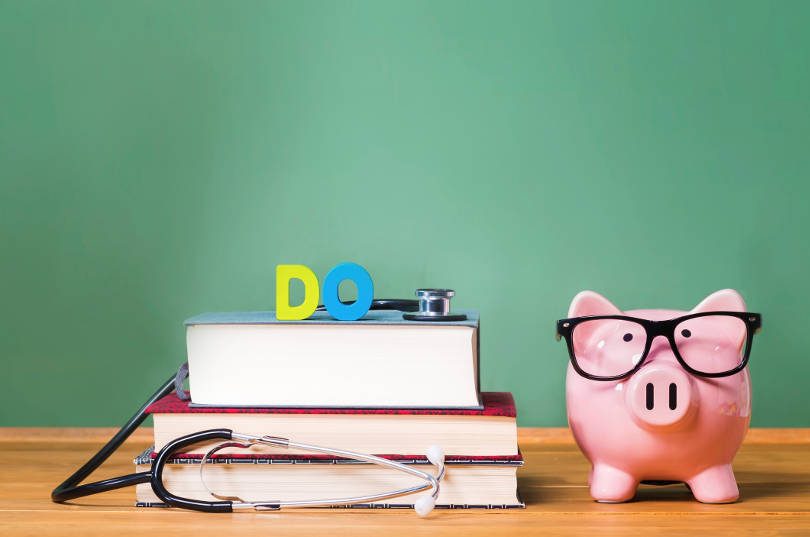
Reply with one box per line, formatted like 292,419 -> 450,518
555,319 -> 573,341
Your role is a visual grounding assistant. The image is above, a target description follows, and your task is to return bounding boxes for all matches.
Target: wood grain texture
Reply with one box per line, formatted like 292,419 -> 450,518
0,428 -> 808,535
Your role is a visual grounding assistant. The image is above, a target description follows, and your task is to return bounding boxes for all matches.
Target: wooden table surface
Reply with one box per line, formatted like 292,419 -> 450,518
1,428 -> 809,536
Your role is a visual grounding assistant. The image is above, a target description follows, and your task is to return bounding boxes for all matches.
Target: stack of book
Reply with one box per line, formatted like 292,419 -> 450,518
135,309 -> 523,509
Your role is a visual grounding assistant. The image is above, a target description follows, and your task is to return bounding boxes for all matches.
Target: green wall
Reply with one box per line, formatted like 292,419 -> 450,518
2,0 -> 808,427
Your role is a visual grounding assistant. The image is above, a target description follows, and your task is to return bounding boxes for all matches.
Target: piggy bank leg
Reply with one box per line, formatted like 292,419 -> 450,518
590,464 -> 638,503
687,464 -> 739,503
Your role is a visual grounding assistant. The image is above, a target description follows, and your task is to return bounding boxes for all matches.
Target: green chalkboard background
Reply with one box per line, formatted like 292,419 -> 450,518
2,0 -> 808,426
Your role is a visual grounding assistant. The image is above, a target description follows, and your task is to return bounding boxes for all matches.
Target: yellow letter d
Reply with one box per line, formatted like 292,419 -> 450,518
276,264 -> 320,320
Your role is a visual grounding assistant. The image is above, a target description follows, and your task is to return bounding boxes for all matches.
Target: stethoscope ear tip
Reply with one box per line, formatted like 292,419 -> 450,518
426,445 -> 445,468
414,495 -> 436,517
415,444 -> 444,516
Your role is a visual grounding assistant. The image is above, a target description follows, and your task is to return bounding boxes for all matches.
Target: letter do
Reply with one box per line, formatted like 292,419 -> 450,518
275,262 -> 374,321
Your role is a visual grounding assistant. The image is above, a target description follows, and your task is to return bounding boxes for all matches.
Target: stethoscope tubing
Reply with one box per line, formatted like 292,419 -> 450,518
49,296 -> 456,512
151,429 -> 235,512
153,429 -> 443,512
228,437 -> 442,510
51,374 -> 177,503
50,369 -> 445,513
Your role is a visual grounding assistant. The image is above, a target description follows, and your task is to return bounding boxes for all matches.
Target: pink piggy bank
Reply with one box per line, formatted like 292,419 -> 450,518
558,289 -> 761,503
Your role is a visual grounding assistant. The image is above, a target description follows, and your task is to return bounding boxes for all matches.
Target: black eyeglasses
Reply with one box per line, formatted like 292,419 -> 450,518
556,311 -> 762,381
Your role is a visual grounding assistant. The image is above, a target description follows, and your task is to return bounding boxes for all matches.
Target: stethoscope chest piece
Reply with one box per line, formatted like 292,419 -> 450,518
403,289 -> 467,322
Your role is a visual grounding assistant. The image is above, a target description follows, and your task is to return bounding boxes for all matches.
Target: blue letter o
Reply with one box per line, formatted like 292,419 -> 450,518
322,262 -> 374,321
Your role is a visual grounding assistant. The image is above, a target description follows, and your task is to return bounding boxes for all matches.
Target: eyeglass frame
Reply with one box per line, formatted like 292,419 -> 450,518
555,311 -> 762,381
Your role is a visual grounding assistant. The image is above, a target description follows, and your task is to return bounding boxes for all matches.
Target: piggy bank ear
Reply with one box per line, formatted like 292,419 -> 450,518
568,291 -> 622,318
691,289 -> 746,313
690,289 -> 747,349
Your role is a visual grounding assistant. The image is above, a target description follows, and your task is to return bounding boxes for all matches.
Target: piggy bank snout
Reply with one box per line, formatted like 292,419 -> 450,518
625,364 -> 695,429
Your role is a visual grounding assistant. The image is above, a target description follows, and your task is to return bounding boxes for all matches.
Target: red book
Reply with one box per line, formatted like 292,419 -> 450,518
147,391 -> 518,457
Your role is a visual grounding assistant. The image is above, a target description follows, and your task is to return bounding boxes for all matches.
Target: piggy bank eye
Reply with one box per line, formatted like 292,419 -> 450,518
622,333 -> 633,342
681,329 -> 692,338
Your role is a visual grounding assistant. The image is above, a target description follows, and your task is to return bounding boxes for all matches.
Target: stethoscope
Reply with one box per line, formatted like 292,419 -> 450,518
51,290 -> 465,516
316,289 -> 467,322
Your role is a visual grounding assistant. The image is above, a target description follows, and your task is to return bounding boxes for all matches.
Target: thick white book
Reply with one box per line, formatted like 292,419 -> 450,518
185,310 -> 480,408
134,450 -> 524,509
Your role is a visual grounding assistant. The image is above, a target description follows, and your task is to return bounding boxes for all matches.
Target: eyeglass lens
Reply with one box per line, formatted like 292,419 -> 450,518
673,314 -> 747,374
572,319 -> 647,378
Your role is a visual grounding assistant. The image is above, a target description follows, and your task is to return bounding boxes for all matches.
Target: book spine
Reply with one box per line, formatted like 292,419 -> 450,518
136,502 -> 526,509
